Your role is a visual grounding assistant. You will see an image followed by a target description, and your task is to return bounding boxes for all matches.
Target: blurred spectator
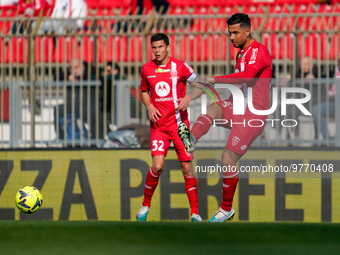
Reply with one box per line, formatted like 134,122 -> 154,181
54,58 -> 96,141
273,57 -> 318,141
115,0 -> 170,32
101,62 -> 120,111
132,0 -> 169,15
66,58 -> 93,81
103,62 -> 120,81
312,54 -> 339,140
99,62 -> 120,129
3,0 -> 54,34
276,56 -> 318,89
296,56 -> 318,82
39,0 -> 87,34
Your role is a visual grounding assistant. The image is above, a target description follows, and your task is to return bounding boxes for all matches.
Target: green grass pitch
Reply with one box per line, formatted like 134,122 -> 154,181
1,221 -> 339,255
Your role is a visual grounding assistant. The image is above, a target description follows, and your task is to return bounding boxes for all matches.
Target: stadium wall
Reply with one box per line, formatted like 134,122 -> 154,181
0,149 -> 339,222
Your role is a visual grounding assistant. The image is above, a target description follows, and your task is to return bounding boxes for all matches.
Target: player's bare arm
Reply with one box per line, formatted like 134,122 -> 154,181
141,91 -> 162,123
176,77 -> 205,111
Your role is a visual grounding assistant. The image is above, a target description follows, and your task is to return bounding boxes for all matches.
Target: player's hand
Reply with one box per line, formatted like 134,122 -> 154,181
205,77 -> 216,86
176,95 -> 190,111
147,104 -> 162,123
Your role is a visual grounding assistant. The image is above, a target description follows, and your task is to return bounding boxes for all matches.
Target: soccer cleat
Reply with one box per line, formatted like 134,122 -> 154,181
136,205 -> 150,222
191,213 -> 202,222
207,207 -> 235,223
178,122 -> 196,153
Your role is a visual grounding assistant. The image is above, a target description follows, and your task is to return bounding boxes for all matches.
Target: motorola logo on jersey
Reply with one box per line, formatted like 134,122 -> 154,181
155,82 -> 170,97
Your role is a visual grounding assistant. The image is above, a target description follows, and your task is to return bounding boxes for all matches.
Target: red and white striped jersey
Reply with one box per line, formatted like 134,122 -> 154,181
140,57 -> 197,131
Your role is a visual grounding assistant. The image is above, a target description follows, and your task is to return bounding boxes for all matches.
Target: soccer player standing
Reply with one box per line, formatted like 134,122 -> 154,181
179,13 -> 272,222
136,33 -> 204,222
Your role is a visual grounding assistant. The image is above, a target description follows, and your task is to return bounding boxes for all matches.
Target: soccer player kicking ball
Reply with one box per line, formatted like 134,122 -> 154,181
179,13 -> 272,222
136,33 -> 205,222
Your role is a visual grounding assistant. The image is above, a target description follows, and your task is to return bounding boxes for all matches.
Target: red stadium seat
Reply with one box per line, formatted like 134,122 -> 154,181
54,36 -> 100,63
53,37 -> 70,63
103,36 -> 127,62
102,36 -> 142,63
121,36 -> 142,62
168,0 -> 198,8
328,33 -> 340,60
298,33 -> 325,60
6,37 -> 29,63
171,34 -> 236,62
0,38 -> 4,63
87,0 -> 132,9
0,9 -> 15,35
0,88 -> 10,122
273,0 -> 318,4
35,37 -> 55,63
80,36 -> 98,63
101,0 -> 131,9
263,33 -> 294,60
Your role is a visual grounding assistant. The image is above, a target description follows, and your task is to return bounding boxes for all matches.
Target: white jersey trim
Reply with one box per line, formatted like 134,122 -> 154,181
171,61 -> 182,125
241,47 -> 252,109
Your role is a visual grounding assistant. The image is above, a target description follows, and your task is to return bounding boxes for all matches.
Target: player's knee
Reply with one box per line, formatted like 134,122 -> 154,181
181,166 -> 191,176
152,164 -> 163,174
207,104 -> 222,119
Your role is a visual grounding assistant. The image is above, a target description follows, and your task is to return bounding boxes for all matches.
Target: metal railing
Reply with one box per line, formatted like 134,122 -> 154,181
0,3 -> 339,148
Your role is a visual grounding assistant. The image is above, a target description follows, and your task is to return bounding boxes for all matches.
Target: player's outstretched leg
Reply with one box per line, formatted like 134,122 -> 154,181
207,207 -> 235,223
136,205 -> 150,222
178,122 -> 196,153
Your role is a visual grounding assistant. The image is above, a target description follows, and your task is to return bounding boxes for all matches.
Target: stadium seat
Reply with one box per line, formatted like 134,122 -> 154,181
0,8 -> 15,35
81,36 -> 98,63
103,36 -> 126,62
54,36 -> 100,63
274,0 -> 319,4
263,33 -> 294,60
298,33 -> 325,60
0,38 -> 4,63
329,33 -> 340,60
87,0 -> 132,9
35,37 -> 55,63
126,36 -> 143,62
6,37 -> 29,63
53,37 -> 69,63
102,0 -> 132,9
102,36 -> 142,63
168,0 -> 198,8
0,88 -> 10,122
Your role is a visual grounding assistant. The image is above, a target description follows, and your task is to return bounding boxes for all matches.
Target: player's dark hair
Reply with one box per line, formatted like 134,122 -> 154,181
151,33 -> 170,46
227,13 -> 251,29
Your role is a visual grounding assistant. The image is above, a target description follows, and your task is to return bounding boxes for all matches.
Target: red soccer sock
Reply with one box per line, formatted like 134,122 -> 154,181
221,169 -> 239,212
191,114 -> 213,143
184,174 -> 199,215
142,168 -> 161,207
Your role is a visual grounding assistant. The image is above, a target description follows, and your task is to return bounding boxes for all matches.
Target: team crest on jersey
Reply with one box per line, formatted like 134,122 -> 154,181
249,48 -> 258,64
232,136 -> 240,146
155,82 -> 170,97
241,57 -> 246,64
170,70 -> 178,79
